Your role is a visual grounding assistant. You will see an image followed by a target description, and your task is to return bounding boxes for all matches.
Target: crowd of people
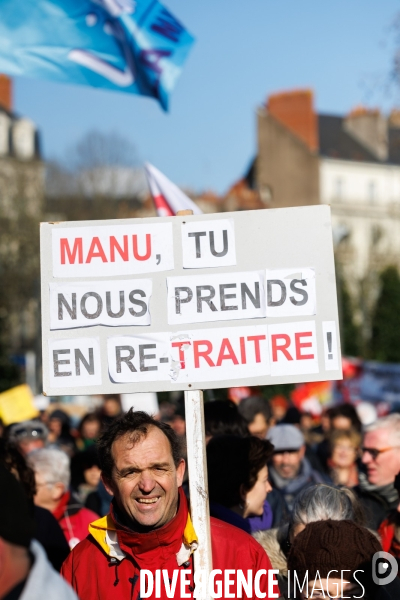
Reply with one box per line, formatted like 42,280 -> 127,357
1,391 -> 400,599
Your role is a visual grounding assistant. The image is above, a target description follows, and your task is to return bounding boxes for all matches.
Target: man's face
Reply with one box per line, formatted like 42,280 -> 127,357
33,472 -> 64,512
331,415 -> 352,431
103,426 -> 185,530
362,428 -> 400,486
271,446 -> 305,480
248,413 -> 269,439
18,438 -> 45,456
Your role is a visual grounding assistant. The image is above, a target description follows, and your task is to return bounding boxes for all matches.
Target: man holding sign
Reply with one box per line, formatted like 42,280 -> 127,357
61,410 -> 280,599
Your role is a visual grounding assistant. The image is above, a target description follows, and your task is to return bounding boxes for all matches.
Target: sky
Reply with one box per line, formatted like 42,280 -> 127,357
14,0 -> 400,194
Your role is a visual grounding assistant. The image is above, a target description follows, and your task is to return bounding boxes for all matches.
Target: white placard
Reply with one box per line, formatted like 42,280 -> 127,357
181,218 -> 236,269
48,337 -> 102,388
121,393 -> 160,415
49,279 -> 152,330
107,333 -> 171,383
42,206 -> 342,394
265,268 -> 316,317
268,320 -> 319,376
167,271 -> 265,325
322,321 -> 339,371
170,325 -> 270,383
52,223 -> 174,278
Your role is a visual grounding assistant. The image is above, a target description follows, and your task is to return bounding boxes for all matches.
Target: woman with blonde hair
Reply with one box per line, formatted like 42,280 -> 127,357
327,428 -> 361,487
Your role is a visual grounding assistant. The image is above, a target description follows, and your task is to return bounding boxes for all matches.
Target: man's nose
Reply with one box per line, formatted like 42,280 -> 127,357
138,471 -> 156,492
397,500 -> 400,514
361,450 -> 371,465
266,480 -> 272,494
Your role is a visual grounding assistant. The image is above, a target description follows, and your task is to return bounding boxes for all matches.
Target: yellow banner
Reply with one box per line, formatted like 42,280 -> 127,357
0,384 -> 39,426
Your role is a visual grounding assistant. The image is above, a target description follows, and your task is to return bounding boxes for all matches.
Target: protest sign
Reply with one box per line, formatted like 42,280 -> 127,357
0,384 -> 39,425
41,206 -> 342,395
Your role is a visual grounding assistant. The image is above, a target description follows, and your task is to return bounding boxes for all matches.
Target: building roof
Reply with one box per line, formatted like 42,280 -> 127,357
318,114 -> 379,163
318,114 -> 400,166
388,127 -> 400,164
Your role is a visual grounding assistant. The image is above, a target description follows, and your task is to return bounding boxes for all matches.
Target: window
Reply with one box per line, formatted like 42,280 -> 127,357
368,181 -> 376,205
0,112 -> 10,156
12,118 -> 35,160
334,178 -> 343,201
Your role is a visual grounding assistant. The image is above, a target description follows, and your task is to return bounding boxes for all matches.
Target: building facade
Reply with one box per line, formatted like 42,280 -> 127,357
254,90 -> 400,327
0,75 -> 44,368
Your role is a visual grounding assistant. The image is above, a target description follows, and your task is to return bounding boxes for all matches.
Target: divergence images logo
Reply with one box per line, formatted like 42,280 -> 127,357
372,551 -> 398,585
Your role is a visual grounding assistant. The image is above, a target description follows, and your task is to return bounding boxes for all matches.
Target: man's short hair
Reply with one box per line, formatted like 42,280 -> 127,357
28,448 -> 70,489
98,409 -> 183,481
364,413 -> 400,445
237,396 -> 272,425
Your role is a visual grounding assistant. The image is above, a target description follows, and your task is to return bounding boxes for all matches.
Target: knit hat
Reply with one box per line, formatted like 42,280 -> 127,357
288,520 -> 381,586
0,464 -> 35,547
267,424 -> 304,451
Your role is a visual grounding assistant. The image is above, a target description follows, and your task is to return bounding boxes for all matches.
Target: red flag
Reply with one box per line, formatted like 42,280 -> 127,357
145,162 -> 202,216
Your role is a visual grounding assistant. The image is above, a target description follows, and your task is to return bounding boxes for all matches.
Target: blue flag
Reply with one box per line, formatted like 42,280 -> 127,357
0,0 -> 194,110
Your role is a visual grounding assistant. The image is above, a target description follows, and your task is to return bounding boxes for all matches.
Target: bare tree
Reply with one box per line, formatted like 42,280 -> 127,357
72,130 -> 138,170
45,130 -> 148,221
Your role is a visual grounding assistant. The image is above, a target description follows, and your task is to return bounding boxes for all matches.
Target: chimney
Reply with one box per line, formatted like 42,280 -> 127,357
266,89 -> 318,152
344,106 -> 388,161
0,75 -> 12,112
389,109 -> 400,128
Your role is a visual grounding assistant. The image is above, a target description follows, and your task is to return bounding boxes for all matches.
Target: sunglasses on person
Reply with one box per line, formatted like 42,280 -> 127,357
361,446 -> 400,460
10,423 -> 47,441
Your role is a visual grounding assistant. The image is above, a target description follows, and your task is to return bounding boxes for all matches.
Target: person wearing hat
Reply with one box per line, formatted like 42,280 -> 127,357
288,519 -> 400,599
267,424 -> 325,511
8,420 -> 48,456
0,464 -> 78,600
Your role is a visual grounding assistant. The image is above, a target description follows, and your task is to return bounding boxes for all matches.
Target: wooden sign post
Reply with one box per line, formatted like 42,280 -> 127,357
185,389 -> 212,597
176,210 -> 212,599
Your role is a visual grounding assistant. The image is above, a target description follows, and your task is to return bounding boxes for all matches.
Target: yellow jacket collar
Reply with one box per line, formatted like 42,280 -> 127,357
88,512 -> 198,564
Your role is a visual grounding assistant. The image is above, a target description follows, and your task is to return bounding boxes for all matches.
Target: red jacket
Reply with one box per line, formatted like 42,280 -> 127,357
61,488 -> 279,599
379,517 -> 400,559
53,491 -> 99,550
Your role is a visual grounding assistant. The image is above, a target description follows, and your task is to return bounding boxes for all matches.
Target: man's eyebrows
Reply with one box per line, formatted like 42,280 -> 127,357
118,461 -> 171,475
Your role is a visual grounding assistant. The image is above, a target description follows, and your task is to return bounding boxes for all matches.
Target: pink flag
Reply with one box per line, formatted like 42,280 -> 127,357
145,162 -> 202,216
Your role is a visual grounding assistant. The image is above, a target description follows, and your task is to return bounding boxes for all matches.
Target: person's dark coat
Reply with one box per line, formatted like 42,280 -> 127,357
34,505 -> 70,571
354,483 -> 398,530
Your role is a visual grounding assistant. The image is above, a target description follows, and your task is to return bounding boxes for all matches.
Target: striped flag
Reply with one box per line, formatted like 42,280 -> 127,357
144,162 -> 202,216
